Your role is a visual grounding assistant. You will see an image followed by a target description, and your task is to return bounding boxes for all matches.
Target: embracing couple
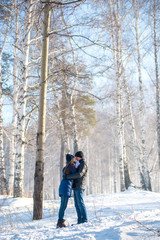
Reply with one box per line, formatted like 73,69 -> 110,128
56,151 -> 88,228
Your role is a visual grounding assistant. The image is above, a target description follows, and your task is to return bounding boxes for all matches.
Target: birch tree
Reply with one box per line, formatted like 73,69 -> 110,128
0,2 -> 12,195
132,0 -> 152,191
8,0 -> 19,195
153,0 -> 160,168
14,0 -> 36,197
123,74 -> 143,187
0,55 -> 8,195
108,0 -> 131,190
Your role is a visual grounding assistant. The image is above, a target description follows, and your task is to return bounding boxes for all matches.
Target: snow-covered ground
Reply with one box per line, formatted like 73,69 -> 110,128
0,187 -> 160,240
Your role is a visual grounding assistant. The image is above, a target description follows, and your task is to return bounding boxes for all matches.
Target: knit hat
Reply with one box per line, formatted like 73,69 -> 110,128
66,154 -> 74,162
75,151 -> 84,159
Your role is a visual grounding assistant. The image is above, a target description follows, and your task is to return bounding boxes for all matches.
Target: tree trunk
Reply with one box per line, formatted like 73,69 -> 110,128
153,0 -> 160,168
33,1 -> 50,220
113,145 -> 117,193
123,74 -> 143,187
0,10 -> 11,195
109,0 -> 133,190
14,0 -> 33,198
133,0 -> 152,191
8,0 -> 19,196
66,92 -> 79,154
0,82 -> 8,195
109,0 -> 126,191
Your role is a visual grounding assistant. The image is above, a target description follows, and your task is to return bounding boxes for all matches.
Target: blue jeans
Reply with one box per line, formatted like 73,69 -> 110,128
58,195 -> 69,221
73,189 -> 88,224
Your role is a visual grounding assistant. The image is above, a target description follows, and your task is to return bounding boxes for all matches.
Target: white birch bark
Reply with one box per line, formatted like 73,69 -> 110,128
66,91 -> 79,153
8,0 -> 19,195
97,0 -> 131,191
153,0 -> 160,167
133,0 -> 152,190
0,74 -> 8,195
108,0 -> 132,190
109,0 -> 125,191
0,10 -> 12,195
14,0 -> 34,197
116,78 -> 125,192
123,74 -> 143,186
113,145 -> 117,193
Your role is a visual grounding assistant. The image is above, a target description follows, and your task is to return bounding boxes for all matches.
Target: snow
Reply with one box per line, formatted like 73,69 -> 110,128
0,187 -> 160,240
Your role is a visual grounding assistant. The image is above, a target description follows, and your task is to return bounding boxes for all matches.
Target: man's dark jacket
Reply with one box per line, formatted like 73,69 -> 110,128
64,159 -> 88,190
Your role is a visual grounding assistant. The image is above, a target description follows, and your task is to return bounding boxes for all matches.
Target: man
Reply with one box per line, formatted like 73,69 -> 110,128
64,151 -> 88,224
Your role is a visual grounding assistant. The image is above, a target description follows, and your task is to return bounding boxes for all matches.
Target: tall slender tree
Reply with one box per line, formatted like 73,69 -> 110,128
33,0 -> 50,220
8,0 -> 19,196
14,0 -> 35,197
153,0 -> 160,168
132,0 -> 152,191
108,0 -> 132,191
0,2 -> 12,195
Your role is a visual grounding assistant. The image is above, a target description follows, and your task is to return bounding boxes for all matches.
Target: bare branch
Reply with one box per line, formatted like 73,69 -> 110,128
41,0 -> 85,5
0,3 -> 12,12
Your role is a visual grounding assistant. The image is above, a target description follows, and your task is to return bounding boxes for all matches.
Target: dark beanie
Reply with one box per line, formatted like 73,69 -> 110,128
66,154 -> 74,162
75,151 -> 84,159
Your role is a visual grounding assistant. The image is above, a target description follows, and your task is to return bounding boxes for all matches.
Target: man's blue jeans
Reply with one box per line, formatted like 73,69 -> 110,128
73,189 -> 88,224
58,195 -> 69,221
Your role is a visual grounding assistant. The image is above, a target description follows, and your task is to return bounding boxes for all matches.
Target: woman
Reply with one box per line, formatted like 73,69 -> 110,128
56,154 -> 77,228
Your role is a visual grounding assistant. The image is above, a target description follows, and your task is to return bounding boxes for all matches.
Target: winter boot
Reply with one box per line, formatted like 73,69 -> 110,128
56,219 -> 67,228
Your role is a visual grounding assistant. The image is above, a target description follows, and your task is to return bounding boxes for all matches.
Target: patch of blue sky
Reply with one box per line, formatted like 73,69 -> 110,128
2,96 -> 13,126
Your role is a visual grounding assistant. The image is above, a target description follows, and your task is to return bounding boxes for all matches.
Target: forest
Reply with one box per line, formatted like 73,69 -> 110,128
0,0 -> 160,219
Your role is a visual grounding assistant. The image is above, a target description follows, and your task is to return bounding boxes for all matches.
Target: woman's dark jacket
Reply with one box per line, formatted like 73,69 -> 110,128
64,159 -> 88,190
59,164 -> 77,197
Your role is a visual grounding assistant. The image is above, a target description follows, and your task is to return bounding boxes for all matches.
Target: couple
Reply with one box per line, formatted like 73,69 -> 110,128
57,151 -> 88,228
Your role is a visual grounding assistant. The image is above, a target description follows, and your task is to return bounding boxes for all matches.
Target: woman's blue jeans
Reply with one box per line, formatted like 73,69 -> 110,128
58,195 -> 69,221
73,189 -> 88,224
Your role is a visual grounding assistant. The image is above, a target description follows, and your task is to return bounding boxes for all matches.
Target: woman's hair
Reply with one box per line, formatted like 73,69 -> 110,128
64,161 -> 75,175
